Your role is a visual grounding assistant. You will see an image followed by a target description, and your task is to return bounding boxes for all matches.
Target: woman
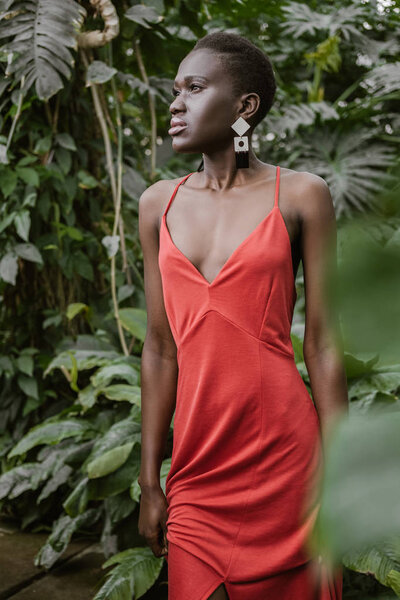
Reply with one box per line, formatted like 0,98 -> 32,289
137,31 -> 348,600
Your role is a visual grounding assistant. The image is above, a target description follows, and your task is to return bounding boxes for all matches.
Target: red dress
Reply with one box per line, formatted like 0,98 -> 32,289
158,166 -> 343,599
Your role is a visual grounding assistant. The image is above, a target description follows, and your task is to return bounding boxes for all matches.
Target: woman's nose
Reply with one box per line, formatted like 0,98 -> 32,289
170,96 -> 185,113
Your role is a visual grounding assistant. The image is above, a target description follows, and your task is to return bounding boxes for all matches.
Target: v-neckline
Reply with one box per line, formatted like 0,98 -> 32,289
161,167 -> 281,288
162,206 -> 279,288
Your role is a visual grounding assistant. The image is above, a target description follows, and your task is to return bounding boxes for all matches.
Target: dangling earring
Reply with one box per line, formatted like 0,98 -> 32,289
231,116 -> 250,169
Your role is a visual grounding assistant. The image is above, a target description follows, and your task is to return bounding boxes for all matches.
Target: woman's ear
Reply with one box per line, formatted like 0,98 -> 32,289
239,92 -> 260,122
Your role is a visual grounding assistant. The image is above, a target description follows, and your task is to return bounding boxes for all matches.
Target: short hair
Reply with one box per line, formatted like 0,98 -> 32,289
192,31 -> 276,129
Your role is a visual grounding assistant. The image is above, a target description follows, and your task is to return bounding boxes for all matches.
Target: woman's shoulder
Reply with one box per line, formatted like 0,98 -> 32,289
280,165 -> 326,188
138,174 -> 191,228
280,168 -> 334,234
280,166 -> 331,206
139,175 -> 183,203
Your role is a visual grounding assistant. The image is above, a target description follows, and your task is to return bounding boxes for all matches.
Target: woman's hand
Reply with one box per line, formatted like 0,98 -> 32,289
138,483 -> 169,558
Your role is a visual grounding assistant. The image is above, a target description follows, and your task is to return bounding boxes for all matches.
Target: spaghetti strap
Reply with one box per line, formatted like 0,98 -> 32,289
163,172 -> 195,218
274,165 -> 280,208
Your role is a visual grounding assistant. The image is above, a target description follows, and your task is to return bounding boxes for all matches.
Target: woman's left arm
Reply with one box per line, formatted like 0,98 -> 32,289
300,174 -> 349,454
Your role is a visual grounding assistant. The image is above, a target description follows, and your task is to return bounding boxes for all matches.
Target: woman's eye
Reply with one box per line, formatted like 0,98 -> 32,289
172,84 -> 201,97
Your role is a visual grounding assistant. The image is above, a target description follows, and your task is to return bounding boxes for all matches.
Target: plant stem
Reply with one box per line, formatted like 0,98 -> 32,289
134,38 -> 157,180
5,75 -> 25,154
80,48 -> 128,355
108,44 -> 131,283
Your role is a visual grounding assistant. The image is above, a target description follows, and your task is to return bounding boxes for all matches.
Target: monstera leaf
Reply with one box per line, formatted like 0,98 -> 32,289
0,0 -> 86,100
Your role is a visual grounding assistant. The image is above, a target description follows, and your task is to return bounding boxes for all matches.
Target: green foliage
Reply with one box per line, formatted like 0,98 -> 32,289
343,545 -> 400,596
0,0 -> 399,598
313,411 -> 400,558
87,442 -> 135,479
0,0 -> 87,101
87,61 -> 118,85
336,218 -> 400,363
35,509 -> 100,569
94,547 -> 164,600
118,308 -> 147,341
310,411 -> 400,597
8,418 -> 96,458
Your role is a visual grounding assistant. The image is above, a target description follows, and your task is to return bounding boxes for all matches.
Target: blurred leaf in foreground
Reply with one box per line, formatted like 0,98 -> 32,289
311,412 -> 400,562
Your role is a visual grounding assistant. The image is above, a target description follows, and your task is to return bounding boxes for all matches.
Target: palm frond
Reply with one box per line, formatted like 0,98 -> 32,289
281,2 -> 370,42
0,0 -> 86,100
267,101 -> 339,136
292,126 -> 397,217
362,62 -> 400,96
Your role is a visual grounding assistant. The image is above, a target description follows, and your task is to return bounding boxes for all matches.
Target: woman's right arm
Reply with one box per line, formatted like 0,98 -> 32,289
137,179 -> 177,557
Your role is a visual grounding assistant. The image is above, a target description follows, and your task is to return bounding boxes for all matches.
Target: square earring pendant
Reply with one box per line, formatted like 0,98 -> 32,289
231,116 -> 250,137
233,136 -> 249,168
233,136 -> 249,152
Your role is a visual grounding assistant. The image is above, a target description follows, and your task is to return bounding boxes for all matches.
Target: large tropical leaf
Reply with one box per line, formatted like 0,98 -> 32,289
118,308 -> 147,342
269,101 -> 339,136
281,2 -> 370,42
94,547 -> 164,600
82,419 -> 141,473
293,125 -> 396,216
0,462 -> 41,499
35,509 -> 99,569
87,442 -> 135,479
311,412 -> 400,562
343,543 -> 400,595
363,62 -> 400,96
7,418 -> 96,457
0,0 -> 86,100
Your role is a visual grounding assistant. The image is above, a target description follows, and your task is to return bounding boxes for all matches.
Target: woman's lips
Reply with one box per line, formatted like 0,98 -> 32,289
168,124 -> 188,136
169,118 -> 187,136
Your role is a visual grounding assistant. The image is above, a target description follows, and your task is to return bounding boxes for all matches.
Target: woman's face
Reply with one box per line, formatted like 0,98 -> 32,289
168,49 -> 240,154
